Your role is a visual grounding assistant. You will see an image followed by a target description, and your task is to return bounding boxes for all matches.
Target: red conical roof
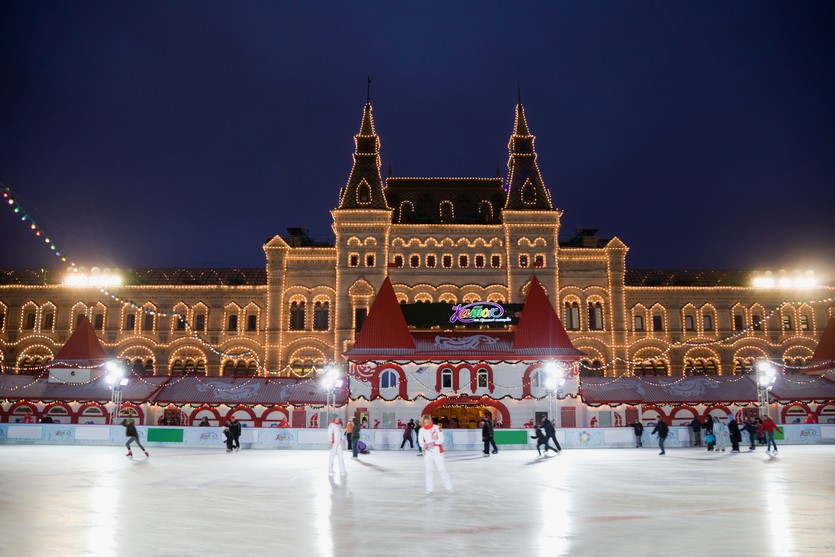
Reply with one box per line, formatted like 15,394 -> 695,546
810,317 -> 835,371
353,276 -> 415,350
54,316 -> 107,364
513,276 -> 581,354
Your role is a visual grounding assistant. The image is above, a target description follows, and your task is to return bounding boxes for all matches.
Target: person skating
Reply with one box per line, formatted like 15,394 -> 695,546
400,419 -> 415,450
482,413 -> 497,456
742,419 -> 758,450
727,417 -> 742,452
761,415 -> 783,455
418,414 -> 453,495
703,416 -> 715,451
630,421 -> 644,448
531,426 -> 557,456
350,416 -> 361,459
121,418 -> 149,458
224,416 -> 242,453
414,419 -> 423,456
345,417 -> 354,451
540,416 -> 562,454
652,417 -> 669,455
327,417 -> 347,476
690,417 -> 702,447
713,415 -> 727,452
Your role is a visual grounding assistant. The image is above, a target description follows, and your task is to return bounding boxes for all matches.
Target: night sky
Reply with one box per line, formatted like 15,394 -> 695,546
1,2 -> 834,275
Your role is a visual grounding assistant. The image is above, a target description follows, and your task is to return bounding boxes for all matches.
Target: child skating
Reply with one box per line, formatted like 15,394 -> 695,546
121,418 -> 149,458
417,415 -> 453,495
531,426 -> 557,456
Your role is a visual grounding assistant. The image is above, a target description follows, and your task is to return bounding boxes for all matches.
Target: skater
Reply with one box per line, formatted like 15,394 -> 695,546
418,414 -> 453,494
540,416 -> 562,453
400,419 -> 415,450
652,417 -> 668,455
713,415 -> 727,452
414,419 -> 423,456
482,412 -> 497,456
742,418 -> 758,450
121,418 -> 148,458
198,417 -> 210,426
727,417 -> 742,452
345,417 -> 354,451
531,426 -> 557,456
755,417 -> 766,446
690,417 -> 702,447
703,416 -> 715,451
630,421 -> 644,448
350,416 -> 361,458
327,417 -> 347,476
224,416 -> 242,453
761,415 -> 783,454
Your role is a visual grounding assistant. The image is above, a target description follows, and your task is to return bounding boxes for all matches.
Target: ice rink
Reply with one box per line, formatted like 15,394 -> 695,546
1,444 -> 833,557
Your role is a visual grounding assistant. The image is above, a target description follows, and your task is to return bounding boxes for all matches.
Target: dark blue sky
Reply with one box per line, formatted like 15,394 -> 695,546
1,2 -> 833,273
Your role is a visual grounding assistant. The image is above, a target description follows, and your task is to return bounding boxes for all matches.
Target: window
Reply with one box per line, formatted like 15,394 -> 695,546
94,313 -> 104,330
478,201 -> 492,223
534,254 -> 545,268
634,315 -> 644,331
800,315 -> 810,331
752,315 -> 762,331
365,254 -> 375,267
441,369 -> 453,389
175,314 -> 186,331
24,312 -> 36,330
247,314 -> 257,331
195,314 -> 205,332
426,255 -> 436,268
43,313 -> 54,330
0,312 -> 4,330
652,315 -> 663,332
349,253 -> 359,267
564,302 -> 580,331
442,255 -> 453,269
588,302 -> 603,330
143,314 -> 154,331
354,308 -> 367,333
522,181 -> 536,204
734,315 -> 744,332
519,254 -> 529,268
314,301 -> 330,331
475,255 -> 485,269
358,183 -> 370,203
459,255 -> 469,268
703,314 -> 713,331
532,370 -> 543,387
289,302 -> 305,330
410,255 -> 420,268
76,313 -> 85,326
491,255 -> 501,268
439,201 -> 453,223
380,369 -> 397,388
393,255 -> 404,268
477,369 -> 488,389
782,315 -> 793,331
228,314 -> 238,332
125,314 -> 136,331
684,315 -> 694,331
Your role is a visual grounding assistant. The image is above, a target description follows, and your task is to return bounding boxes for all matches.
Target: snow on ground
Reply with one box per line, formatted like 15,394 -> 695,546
1,444 -> 833,557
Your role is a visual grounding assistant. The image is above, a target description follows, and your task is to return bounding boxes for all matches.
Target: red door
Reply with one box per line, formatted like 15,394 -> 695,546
560,407 -> 576,428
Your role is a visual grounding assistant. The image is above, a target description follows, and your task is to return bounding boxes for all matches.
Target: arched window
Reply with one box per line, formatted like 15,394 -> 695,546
380,369 -> 398,388
194,314 -> 206,332
782,314 -> 793,331
222,361 -> 234,375
171,360 -> 184,374
247,361 -> 258,375
684,315 -> 695,331
184,360 -> 195,373
441,369 -> 453,389
477,368 -> 489,388
734,314 -> 745,332
125,313 -> 136,331
313,301 -> 330,331
522,180 -> 536,204
703,314 -> 713,331
588,302 -> 604,330
143,313 -> 154,331
564,302 -> 580,331
478,201 -> 493,223
24,312 -> 36,330
634,315 -> 644,331
439,201 -> 453,223
246,314 -> 257,331
800,315 -> 810,331
235,361 -> 247,376
399,202 -> 415,223
532,370 -> 543,387
290,301 -> 305,330
195,360 -> 206,374
358,183 -> 371,204
580,360 -> 604,377
227,314 -> 238,332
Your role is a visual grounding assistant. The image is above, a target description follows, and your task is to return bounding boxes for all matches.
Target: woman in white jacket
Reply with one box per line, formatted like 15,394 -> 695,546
418,414 -> 453,495
327,417 -> 347,476
712,415 -> 727,452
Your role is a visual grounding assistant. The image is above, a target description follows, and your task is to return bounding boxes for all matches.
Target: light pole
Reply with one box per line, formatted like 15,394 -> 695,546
543,361 -> 566,427
105,360 -> 129,424
755,360 -> 777,418
320,365 -> 344,427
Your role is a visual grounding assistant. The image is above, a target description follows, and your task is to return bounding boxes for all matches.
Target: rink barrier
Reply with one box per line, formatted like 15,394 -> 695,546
1,424 -> 833,450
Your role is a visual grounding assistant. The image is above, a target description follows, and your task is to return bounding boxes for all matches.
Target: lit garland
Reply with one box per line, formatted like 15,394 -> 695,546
1,185 -> 76,268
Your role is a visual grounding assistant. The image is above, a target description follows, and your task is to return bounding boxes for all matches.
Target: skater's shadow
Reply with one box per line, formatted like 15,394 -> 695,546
524,457 -> 555,466
354,460 -> 391,473
445,454 -> 487,462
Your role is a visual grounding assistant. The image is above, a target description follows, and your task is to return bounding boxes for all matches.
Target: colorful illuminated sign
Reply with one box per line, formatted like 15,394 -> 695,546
450,302 -> 510,324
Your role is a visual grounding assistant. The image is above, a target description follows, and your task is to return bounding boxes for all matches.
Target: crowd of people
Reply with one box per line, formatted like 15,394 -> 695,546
635,414 -> 785,456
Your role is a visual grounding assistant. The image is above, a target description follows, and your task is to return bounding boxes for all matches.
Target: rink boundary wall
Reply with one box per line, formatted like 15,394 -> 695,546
1,424 -> 834,450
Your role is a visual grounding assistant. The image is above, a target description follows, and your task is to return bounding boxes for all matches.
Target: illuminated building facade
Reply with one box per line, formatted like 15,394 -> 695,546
1,97 -> 834,426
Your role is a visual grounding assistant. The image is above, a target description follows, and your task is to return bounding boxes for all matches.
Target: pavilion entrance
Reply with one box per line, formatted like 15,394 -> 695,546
430,405 -> 493,429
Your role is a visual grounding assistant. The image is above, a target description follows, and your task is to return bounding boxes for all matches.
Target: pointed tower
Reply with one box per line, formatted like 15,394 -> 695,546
338,101 -> 388,210
513,276 -> 581,357
504,99 -> 554,211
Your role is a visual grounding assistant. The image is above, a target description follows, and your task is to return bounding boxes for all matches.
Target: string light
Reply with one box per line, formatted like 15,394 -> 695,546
1,185 -> 76,267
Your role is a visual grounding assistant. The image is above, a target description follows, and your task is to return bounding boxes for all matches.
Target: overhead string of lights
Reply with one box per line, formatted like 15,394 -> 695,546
2,185 -> 77,268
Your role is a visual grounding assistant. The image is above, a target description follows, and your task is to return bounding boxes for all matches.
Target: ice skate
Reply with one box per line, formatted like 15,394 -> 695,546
126,451 -> 133,458
144,451 -> 149,458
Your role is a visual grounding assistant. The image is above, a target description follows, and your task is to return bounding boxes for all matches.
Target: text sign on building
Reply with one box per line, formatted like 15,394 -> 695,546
450,302 -> 511,324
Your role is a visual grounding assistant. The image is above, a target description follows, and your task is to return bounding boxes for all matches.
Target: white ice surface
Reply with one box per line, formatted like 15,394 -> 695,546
1,444 -> 834,557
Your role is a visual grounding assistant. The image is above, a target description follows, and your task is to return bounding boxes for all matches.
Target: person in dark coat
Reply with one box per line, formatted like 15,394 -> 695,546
652,418 -> 669,455
742,419 -> 758,450
351,416 -> 361,458
531,426 -> 558,456
702,417 -> 715,451
400,419 -> 415,449
727,417 -> 742,452
541,416 -> 562,453
482,412 -> 498,456
690,417 -> 702,447
630,421 -> 644,448
413,419 -> 423,456
122,418 -> 149,458
224,416 -> 242,453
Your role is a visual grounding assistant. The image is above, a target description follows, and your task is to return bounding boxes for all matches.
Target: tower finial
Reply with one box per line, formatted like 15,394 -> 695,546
517,77 -> 522,104
367,75 -> 372,104
388,157 -> 392,179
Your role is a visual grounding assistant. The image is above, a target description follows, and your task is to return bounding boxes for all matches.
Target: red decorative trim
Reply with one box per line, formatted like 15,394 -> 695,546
421,395 -> 511,427
781,401 -> 811,422
522,363 -> 543,397
370,363 -> 408,399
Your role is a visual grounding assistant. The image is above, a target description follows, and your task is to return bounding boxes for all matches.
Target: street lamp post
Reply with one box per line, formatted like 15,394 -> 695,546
320,365 -> 344,427
755,360 -> 777,418
543,361 -> 566,427
105,360 -> 129,424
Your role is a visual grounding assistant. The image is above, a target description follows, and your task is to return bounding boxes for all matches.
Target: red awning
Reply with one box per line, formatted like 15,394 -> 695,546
0,375 -> 169,403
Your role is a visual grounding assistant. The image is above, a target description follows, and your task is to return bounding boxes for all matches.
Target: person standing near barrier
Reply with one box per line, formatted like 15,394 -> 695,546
350,416 -> 361,459
652,418 -> 669,456
418,414 -> 453,495
713,415 -> 727,452
742,419 -> 758,450
630,421 -> 644,448
327,417 -> 347,476
690,417 -> 702,447
224,416 -> 242,453
727,417 -> 742,452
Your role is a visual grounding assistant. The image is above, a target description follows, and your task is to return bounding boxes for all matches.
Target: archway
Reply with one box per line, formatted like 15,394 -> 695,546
421,396 -> 511,428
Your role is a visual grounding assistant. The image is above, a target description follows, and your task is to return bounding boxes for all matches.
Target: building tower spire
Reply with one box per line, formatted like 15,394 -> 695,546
504,94 -> 553,210
338,93 -> 388,210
